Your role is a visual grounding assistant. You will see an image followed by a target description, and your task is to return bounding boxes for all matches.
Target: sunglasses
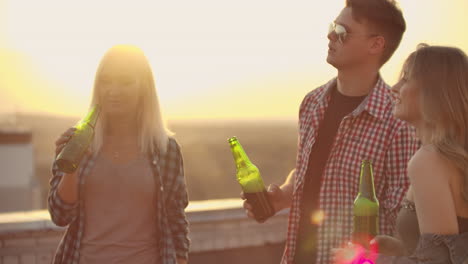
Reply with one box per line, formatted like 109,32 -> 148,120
328,22 -> 348,44
328,22 -> 378,44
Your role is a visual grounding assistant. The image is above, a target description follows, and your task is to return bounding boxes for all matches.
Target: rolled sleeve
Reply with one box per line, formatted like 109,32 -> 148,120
47,163 -> 79,227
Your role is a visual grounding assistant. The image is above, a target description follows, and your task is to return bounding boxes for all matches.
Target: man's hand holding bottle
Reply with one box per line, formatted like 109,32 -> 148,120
241,183 -> 293,222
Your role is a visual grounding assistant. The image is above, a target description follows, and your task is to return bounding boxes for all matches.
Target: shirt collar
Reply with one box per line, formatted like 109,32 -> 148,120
318,75 -> 391,121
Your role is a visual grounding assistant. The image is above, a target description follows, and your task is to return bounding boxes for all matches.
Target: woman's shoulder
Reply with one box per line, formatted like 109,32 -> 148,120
166,136 -> 181,151
408,145 -> 458,183
409,145 -> 463,234
160,136 -> 183,161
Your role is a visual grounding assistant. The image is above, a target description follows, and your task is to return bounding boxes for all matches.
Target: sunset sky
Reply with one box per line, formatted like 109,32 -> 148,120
1,0 -> 467,120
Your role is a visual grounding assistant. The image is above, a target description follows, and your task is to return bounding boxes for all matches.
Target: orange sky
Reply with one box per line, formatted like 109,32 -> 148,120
1,0 -> 467,120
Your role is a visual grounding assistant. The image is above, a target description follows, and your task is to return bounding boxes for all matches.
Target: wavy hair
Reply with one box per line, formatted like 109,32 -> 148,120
404,44 -> 468,201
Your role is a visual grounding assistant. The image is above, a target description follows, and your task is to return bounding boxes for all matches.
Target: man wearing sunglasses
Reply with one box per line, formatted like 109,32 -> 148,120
242,0 -> 419,263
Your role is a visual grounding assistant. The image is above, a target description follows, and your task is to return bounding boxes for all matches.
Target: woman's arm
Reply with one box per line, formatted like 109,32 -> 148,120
334,233 -> 468,263
48,163 -> 80,226
165,139 -> 190,261
371,235 -> 406,256
409,147 -> 459,234
47,128 -> 81,227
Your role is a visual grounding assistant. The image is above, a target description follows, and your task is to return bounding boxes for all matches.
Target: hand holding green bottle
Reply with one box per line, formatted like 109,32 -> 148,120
55,105 -> 100,173
242,183 -> 291,220
228,136 -> 275,222
55,128 -> 77,156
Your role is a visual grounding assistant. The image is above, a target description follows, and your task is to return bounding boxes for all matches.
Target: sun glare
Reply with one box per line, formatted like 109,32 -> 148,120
2,0 -> 467,119
2,0 -> 342,118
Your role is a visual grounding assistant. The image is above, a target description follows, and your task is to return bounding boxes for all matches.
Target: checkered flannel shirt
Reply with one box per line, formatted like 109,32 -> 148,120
281,77 -> 420,264
48,137 -> 190,264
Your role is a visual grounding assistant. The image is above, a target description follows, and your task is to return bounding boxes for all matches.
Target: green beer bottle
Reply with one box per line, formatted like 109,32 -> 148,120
353,160 -> 379,247
55,105 -> 100,173
228,136 -> 275,222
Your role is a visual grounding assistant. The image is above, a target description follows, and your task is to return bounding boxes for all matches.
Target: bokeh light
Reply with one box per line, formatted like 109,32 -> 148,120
310,210 -> 325,225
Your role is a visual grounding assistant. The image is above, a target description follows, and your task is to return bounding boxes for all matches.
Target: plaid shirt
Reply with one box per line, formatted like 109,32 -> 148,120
282,77 -> 419,264
48,137 -> 190,264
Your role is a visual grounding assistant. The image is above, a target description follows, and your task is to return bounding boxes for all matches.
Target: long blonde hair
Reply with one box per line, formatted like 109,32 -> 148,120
89,45 -> 173,155
405,44 -> 468,201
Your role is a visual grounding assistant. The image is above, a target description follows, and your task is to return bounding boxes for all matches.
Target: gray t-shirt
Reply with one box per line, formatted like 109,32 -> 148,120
79,153 -> 159,264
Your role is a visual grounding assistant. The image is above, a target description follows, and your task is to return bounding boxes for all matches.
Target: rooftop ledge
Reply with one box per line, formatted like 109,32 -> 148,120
0,199 -> 288,233
0,199 -> 288,254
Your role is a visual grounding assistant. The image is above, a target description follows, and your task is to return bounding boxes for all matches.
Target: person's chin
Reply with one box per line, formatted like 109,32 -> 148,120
326,55 -> 334,65
326,56 -> 339,69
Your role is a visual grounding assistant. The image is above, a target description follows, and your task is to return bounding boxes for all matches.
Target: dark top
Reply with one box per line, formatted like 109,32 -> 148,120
375,232 -> 468,263
396,198 -> 468,255
294,86 -> 367,263
373,199 -> 468,263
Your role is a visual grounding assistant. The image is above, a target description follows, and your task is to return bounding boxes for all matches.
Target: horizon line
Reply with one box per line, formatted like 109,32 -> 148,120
0,110 -> 297,123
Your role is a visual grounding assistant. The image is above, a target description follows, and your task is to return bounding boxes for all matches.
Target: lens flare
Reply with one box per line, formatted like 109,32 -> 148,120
310,210 -> 325,225
334,243 -> 378,264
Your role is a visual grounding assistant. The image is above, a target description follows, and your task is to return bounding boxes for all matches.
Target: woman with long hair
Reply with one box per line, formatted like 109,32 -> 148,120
334,44 -> 468,263
48,45 -> 189,264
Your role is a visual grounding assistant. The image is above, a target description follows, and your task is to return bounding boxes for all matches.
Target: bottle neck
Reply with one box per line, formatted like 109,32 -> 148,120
229,140 -> 252,169
84,105 -> 101,128
358,161 -> 377,199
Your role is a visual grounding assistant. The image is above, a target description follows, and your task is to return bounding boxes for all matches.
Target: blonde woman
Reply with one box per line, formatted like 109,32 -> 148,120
48,45 -> 189,264
334,45 -> 468,263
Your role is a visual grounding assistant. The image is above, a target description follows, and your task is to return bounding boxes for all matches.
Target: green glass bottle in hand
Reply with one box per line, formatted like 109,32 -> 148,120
353,160 -> 379,248
55,105 -> 101,173
228,136 -> 275,222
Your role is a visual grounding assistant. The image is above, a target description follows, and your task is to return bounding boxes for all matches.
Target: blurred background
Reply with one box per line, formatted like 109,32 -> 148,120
0,1 -> 467,263
1,0 -> 466,211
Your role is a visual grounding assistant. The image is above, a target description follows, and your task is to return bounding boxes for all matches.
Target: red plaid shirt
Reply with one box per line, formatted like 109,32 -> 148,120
48,138 -> 190,264
282,77 -> 419,264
